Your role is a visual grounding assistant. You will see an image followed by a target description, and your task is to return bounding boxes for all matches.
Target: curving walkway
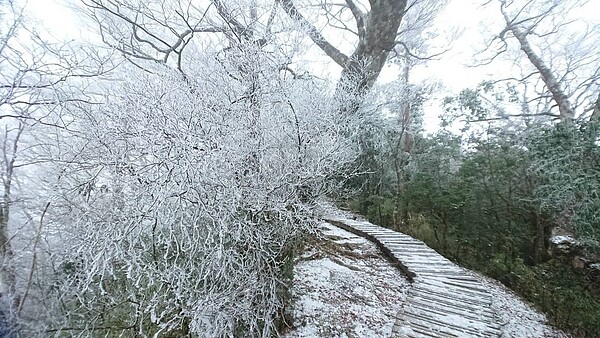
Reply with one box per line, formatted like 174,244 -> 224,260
324,216 -> 501,338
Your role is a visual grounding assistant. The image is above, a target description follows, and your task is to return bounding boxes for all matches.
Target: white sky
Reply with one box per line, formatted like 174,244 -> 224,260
20,0 -> 503,88
19,0 -> 600,133
23,0 -> 80,37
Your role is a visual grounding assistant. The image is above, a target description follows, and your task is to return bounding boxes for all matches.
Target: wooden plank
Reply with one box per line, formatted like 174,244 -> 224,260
442,280 -> 490,294
358,227 -> 396,232
389,251 -> 438,256
381,240 -> 427,246
399,257 -> 453,264
387,247 -> 437,254
434,274 -> 482,283
408,298 -> 496,323
351,224 -> 385,229
411,285 -> 490,305
409,290 -> 492,312
392,251 -> 446,258
422,279 -> 491,298
367,230 -> 413,235
385,243 -> 432,249
394,315 -> 462,338
402,264 -> 458,272
399,261 -> 461,270
404,264 -> 460,270
384,243 -> 427,247
406,268 -> 465,275
400,261 -> 455,268
390,253 -> 440,260
407,294 -> 491,315
408,290 -> 495,316
374,236 -> 418,241
400,309 -> 499,337
427,276 -> 490,291
376,235 -> 423,241
397,257 -> 453,265
398,311 -> 489,338
367,232 -> 413,238
389,250 -> 438,257
418,272 -> 477,280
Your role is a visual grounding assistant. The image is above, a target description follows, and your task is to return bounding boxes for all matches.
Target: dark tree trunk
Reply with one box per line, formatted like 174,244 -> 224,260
590,92 -> 600,123
280,0 -> 408,115
531,208 -> 550,265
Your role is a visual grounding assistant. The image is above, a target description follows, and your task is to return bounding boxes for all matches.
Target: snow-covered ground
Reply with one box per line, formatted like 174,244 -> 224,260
472,271 -> 570,338
284,218 -> 570,338
284,222 -> 410,338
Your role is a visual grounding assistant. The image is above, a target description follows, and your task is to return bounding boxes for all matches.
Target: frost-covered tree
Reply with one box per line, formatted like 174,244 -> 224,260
0,3 -> 145,338
279,0 -> 408,114
34,60 -> 354,337
13,1 -> 359,336
0,1 -> 103,333
477,0 -> 600,123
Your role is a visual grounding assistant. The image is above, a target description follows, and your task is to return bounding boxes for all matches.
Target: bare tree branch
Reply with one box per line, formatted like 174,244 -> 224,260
278,0 -> 349,68
344,0 -> 365,39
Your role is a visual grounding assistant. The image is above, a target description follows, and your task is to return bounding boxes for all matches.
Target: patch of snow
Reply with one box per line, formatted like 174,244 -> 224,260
550,235 -> 576,245
284,223 -> 409,338
397,325 -> 414,335
315,200 -> 367,222
466,270 -> 570,338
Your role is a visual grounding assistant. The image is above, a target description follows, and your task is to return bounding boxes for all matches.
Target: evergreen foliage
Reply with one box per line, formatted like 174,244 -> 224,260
346,84 -> 600,336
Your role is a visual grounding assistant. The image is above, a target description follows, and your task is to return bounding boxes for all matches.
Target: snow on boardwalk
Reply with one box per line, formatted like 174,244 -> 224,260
324,217 -> 501,338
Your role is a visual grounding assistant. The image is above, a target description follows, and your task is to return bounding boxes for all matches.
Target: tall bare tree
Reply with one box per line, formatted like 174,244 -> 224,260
279,0 -> 408,114
477,0 -> 599,122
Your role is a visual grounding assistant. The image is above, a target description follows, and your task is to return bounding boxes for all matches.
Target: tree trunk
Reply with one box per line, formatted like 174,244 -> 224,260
531,208 -> 549,265
0,123 -> 23,322
280,0 -> 408,115
500,6 -> 574,121
590,91 -> 600,123
398,61 -> 412,225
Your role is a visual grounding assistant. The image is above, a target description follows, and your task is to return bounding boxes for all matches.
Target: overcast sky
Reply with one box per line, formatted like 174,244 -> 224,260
20,0 -> 509,88
20,0 -> 600,132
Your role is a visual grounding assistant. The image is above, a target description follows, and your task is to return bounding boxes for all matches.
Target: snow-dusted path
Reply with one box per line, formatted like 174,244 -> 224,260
284,222 -> 410,338
324,216 -> 501,338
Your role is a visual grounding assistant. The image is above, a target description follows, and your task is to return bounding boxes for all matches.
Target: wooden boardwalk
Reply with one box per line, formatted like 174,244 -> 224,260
324,217 -> 501,338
